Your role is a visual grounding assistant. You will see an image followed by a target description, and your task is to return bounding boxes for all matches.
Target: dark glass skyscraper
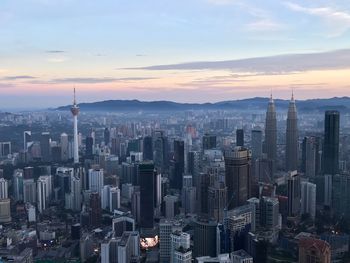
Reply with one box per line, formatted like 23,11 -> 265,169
139,161 -> 155,229
104,127 -> 110,146
172,139 -> 184,190
224,147 -> 251,210
323,110 -> 340,175
85,136 -> 93,158
40,132 -> 51,162
202,134 -> 217,151
143,136 -> 153,161
236,129 -> 244,147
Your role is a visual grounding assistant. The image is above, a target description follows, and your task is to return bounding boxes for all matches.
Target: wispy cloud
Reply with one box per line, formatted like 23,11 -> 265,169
285,2 -> 350,37
47,57 -> 68,63
2,75 -> 36,81
49,77 -> 157,84
246,19 -> 284,32
127,49 -> 350,73
46,50 -> 65,53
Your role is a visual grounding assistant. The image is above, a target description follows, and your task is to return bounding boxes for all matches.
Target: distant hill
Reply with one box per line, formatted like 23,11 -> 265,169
54,97 -> 350,112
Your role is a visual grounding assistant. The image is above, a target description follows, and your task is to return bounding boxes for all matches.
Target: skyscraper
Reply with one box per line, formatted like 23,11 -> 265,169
139,161 -> 155,229
104,127 -> 110,146
60,133 -> 69,162
224,147 -> 251,209
302,137 -> 317,177
265,95 -> 277,168
251,129 -> 263,159
40,132 -> 51,162
143,136 -> 153,161
23,131 -> 32,151
323,110 -> 340,175
301,181 -> 316,220
202,134 -> 217,151
71,88 -> 80,164
286,93 -> 298,171
172,140 -> 185,190
236,129 -> 244,147
287,171 -> 301,217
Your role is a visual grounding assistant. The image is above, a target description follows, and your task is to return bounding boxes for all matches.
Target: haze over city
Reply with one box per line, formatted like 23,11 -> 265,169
0,1 -> 350,263
1,0 -> 350,108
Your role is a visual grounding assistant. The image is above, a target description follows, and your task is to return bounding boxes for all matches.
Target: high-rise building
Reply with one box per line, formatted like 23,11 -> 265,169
112,214 -> 135,237
24,131 -> 32,151
193,218 -> 217,258
85,136 -> 94,158
13,169 -> 24,201
224,204 -> 255,252
104,127 -> 110,146
37,175 -> 52,213
164,195 -> 179,219
251,129 -> 263,159
323,110 -> 340,175
60,133 -> 69,162
172,140 -> 185,190
40,132 -> 51,162
236,129 -> 244,147
154,130 -> 168,172
287,171 -> 301,217
0,199 -> 11,223
71,88 -> 80,164
224,147 -> 251,209
88,168 -> 104,195
139,161 -> 155,229
89,192 -> 101,227
285,93 -> 298,171
208,182 -> 227,223
171,231 -> 191,263
202,134 -> 217,151
332,174 -> 350,220
159,219 -> 183,262
0,178 -> 8,199
301,182 -> 316,220
182,175 -> 196,215
298,237 -> 331,263
109,187 -> 120,213
143,136 -> 153,161
265,95 -> 277,167
302,137 -> 317,177
23,179 -> 36,204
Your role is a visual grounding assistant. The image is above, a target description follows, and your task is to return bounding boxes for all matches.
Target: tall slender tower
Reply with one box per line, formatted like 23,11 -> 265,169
265,94 -> 277,167
71,88 -> 80,164
286,92 -> 298,171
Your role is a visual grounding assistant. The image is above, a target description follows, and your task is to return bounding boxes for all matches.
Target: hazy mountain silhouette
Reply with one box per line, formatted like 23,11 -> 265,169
54,97 -> 350,112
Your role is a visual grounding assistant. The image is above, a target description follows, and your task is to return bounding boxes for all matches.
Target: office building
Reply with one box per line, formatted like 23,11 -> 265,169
224,147 -> 251,209
286,93 -> 298,171
287,171 -> 301,217
251,129 -> 263,159
139,161 -> 155,229
301,181 -> 316,220
265,95 -> 277,166
323,110 -> 340,175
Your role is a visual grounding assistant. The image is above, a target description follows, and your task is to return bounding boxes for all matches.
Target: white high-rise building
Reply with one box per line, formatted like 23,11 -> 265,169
70,88 -> 80,164
13,169 -> 24,201
0,178 -> 8,199
301,181 -> 316,220
160,219 -> 183,262
37,175 -> 52,213
88,168 -> 104,194
171,231 -> 191,263
70,175 -> 82,211
109,187 -> 120,213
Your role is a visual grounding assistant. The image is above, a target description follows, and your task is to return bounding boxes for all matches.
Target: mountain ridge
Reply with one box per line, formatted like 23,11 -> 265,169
53,96 -> 350,112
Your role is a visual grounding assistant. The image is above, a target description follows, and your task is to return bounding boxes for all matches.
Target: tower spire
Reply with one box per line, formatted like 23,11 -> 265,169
73,87 -> 77,105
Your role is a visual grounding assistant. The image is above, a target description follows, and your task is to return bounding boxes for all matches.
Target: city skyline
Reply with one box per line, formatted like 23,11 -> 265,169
0,0 -> 350,108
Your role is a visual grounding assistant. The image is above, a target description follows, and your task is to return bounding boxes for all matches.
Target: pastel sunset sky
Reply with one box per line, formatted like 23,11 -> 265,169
1,0 -> 350,108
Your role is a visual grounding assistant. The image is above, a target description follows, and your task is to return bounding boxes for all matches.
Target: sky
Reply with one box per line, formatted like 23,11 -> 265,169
0,0 -> 350,109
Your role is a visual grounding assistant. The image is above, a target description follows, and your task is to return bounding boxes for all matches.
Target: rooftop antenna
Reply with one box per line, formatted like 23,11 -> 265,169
73,86 -> 76,105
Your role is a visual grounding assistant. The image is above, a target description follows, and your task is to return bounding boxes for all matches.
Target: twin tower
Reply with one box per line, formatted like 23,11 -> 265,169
265,93 -> 298,171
